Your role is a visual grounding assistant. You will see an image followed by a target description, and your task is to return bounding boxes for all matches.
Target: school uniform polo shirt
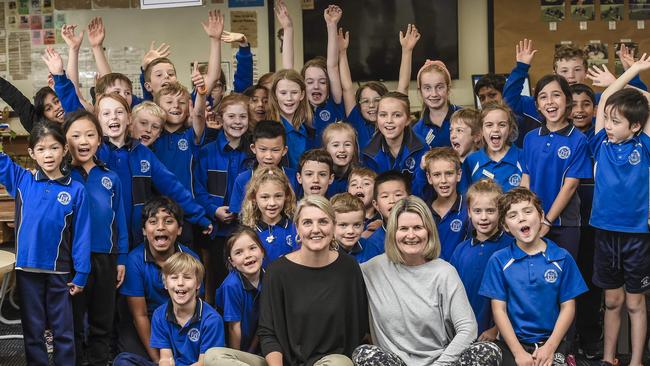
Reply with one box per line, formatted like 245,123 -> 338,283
365,225 -> 386,255
229,167 -> 300,214
522,124 -> 592,226
282,116 -> 317,169
462,145 -> 525,193
150,299 -> 225,366
449,231 -> 513,334
412,105 -> 460,149
428,194 -> 469,261
338,238 -> 383,264
479,239 -> 588,343
254,216 -> 298,268
313,96 -> 345,147
215,270 -> 262,351
121,242 -> 200,316
326,168 -> 350,198
152,127 -> 203,191
347,105 -> 377,149
364,212 -> 382,230
589,129 -> 650,233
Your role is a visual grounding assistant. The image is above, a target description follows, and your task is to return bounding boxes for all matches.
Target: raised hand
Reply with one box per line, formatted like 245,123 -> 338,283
86,17 -> 105,48
632,52 -> 650,72
275,0 -> 293,29
617,43 -> 635,71
191,61 -> 207,94
221,30 -> 246,44
201,9 -> 224,39
586,64 -> 616,87
337,28 -> 349,53
516,38 -> 538,65
41,47 -> 64,75
142,41 -> 171,69
324,4 -> 342,25
399,24 -> 421,52
61,24 -> 83,50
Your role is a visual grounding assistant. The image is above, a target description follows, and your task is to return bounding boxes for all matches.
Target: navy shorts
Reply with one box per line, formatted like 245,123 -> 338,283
593,229 -> 650,293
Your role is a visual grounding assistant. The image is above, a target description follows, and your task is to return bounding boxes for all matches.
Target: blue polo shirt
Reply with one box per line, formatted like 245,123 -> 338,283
338,238 -> 382,264
479,238 -> 588,343
346,104 -> 376,149
326,168 -> 351,198
254,216 -> 298,268
229,167 -> 300,214
150,299 -> 224,366
215,270 -> 261,352
590,129 -> 650,233
462,145 -> 525,193
449,231 -> 513,334
313,96 -> 345,146
428,194 -> 469,261
365,225 -> 386,255
362,127 -> 428,196
412,105 -> 460,149
121,242 -> 200,316
522,124 -> 592,226
152,127 -> 203,191
282,116 -> 317,169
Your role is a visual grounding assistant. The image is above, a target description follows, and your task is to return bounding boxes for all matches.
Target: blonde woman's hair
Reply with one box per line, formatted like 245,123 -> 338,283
161,252 -> 205,284
385,195 -> 441,264
240,166 -> 296,227
322,122 -> 360,165
294,195 -> 337,249
268,69 -> 313,129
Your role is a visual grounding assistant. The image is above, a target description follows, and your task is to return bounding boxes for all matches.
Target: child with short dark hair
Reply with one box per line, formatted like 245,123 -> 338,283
450,179 -> 510,341
480,187 -> 587,366
347,167 -> 380,230
570,83 -> 596,138
423,147 -> 469,260
589,56 -> 650,366
297,148 -> 335,198
331,192 -> 381,263
474,73 -> 506,107
364,171 -> 410,254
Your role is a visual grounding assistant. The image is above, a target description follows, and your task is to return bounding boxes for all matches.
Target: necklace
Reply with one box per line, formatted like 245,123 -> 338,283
266,224 -> 275,243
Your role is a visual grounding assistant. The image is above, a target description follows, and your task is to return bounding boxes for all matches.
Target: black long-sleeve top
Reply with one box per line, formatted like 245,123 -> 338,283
258,253 -> 369,366
0,76 -> 37,132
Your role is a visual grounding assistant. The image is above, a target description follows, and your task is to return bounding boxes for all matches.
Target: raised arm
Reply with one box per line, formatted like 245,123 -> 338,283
191,61 -> 207,144
275,0 -> 294,70
87,17 -> 111,77
61,24 -> 83,88
337,28 -> 355,116
201,9 -> 224,94
503,39 -> 538,116
397,24 -> 421,95
222,31 -> 254,92
141,42 -> 171,101
0,76 -> 37,131
42,47 -> 84,113
324,5 -> 343,104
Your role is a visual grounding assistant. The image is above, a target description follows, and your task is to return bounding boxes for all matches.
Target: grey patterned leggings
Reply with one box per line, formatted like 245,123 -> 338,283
352,341 -> 502,366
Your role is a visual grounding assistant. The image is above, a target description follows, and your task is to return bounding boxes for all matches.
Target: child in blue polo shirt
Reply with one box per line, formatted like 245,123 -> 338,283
450,179 -> 511,341
331,193 -> 382,263
240,166 -> 298,267
570,84 -> 596,138
449,108 -> 482,164
115,252 -> 224,366
216,227 -> 265,353
479,187 -> 587,366
229,120 -> 299,215
323,122 -> 358,196
297,149 -> 335,198
119,197 -> 202,362
521,74 -> 592,259
365,171 -> 410,254
423,147 -> 469,260
347,167 -> 380,233
130,101 -> 167,147
589,57 -> 650,366
462,102 -> 525,193
0,121 -> 91,366
362,91 -> 428,196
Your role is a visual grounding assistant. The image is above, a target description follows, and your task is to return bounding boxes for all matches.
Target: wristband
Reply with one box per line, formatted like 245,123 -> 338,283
542,217 -> 552,227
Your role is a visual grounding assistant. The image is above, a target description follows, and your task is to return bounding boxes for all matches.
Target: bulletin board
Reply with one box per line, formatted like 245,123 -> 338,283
492,0 -> 650,91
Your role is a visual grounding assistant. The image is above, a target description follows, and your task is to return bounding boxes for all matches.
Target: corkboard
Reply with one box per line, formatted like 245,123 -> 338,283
493,0 -> 650,91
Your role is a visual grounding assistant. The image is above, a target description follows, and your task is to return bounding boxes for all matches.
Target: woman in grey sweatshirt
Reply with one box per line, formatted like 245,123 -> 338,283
353,196 -> 501,366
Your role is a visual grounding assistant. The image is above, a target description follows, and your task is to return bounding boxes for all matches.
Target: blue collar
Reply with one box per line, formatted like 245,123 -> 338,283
237,270 -> 263,292
339,241 -> 364,255
165,298 -> 203,327
363,126 -> 426,157
508,238 -> 566,261
539,123 -> 575,136
143,242 -> 184,264
421,104 -> 458,127
255,215 -> 290,232
103,136 -> 139,151
216,130 -> 247,153
35,169 -> 72,185
470,230 -> 505,246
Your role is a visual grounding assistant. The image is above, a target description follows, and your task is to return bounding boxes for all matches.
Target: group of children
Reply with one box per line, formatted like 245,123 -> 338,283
0,1 -> 649,365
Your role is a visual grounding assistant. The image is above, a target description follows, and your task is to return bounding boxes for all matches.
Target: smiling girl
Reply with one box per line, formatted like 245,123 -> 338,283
323,122 -> 358,196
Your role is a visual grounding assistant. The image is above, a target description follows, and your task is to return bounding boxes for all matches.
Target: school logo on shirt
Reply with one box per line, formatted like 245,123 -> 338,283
557,146 -> 571,160
178,138 -> 189,152
188,328 -> 200,342
450,219 -> 463,233
405,157 -> 416,171
286,235 -> 294,248
629,150 -> 641,165
57,191 -> 71,205
140,160 -> 150,173
319,110 -> 331,121
508,174 -> 521,187
544,269 -> 558,283
101,176 -> 113,190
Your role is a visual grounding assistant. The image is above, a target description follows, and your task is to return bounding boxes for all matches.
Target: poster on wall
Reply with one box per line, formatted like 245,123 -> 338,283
600,0 -> 624,21
230,10 -> 258,48
140,0 -> 202,9
629,0 -> 650,20
541,0 -> 565,22
571,0 -> 594,21
584,42 -> 608,67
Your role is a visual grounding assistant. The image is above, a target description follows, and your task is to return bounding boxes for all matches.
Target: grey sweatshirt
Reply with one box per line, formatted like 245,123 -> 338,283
361,254 -> 478,366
